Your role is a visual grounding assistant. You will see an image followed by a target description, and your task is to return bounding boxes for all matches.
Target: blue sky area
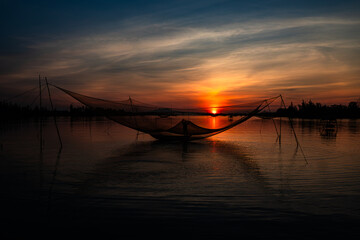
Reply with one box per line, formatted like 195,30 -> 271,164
1,0 -> 359,107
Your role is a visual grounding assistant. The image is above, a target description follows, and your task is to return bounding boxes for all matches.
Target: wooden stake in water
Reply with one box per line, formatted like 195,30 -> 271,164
45,77 -> 62,148
39,74 -> 43,152
280,95 -> 307,163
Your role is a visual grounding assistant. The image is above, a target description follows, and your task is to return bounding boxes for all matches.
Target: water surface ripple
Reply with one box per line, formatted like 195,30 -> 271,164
0,117 -> 359,239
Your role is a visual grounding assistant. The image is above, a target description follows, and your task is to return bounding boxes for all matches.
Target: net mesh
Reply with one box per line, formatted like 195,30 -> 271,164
53,85 -> 279,140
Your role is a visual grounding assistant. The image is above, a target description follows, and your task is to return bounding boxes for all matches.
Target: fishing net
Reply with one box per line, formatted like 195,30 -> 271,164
53,85 -> 280,140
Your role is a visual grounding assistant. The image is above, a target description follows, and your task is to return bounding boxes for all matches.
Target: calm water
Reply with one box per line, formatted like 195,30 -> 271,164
1,116 -> 360,239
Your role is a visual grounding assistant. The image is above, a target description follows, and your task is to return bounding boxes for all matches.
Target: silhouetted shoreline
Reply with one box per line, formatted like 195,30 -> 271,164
274,100 -> 360,119
1,100 -> 359,120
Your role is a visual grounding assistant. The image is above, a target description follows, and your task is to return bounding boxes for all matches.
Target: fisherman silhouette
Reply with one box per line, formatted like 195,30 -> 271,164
182,119 -> 190,137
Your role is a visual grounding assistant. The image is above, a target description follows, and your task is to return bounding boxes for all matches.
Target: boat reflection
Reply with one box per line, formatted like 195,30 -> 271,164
319,119 -> 338,138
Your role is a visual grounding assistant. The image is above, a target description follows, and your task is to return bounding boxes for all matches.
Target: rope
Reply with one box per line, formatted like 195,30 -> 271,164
3,86 -> 38,102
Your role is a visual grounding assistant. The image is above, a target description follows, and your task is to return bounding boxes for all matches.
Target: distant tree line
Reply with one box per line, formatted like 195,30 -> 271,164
1,99 -> 360,119
275,100 -> 360,119
0,102 -> 104,119
0,101 -> 69,119
0,102 -> 130,120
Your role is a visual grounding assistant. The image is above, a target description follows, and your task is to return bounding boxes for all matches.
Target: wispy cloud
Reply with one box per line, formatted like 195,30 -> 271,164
1,2 -> 359,107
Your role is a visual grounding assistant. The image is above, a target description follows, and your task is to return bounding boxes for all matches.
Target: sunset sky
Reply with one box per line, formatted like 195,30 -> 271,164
1,0 -> 359,108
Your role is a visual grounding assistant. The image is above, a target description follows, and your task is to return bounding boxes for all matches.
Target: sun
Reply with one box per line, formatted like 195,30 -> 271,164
211,108 -> 217,114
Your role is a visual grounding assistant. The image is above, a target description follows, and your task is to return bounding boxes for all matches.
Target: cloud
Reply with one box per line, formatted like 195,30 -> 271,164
1,3 -> 359,107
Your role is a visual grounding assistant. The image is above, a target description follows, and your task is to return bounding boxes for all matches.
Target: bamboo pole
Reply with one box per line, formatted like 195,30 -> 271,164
45,77 -> 62,148
280,95 -> 307,163
39,75 -> 43,151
